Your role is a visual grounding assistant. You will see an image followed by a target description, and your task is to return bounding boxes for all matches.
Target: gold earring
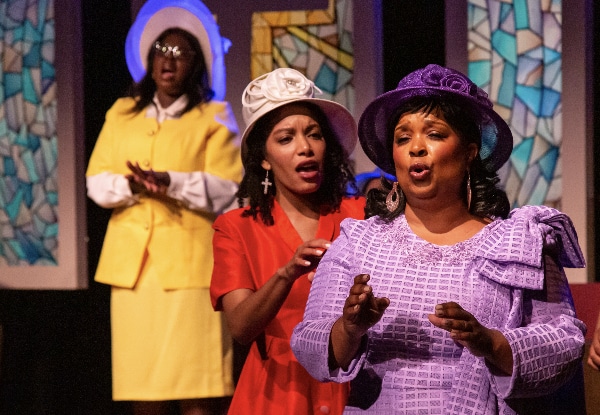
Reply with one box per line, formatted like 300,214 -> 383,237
466,172 -> 472,211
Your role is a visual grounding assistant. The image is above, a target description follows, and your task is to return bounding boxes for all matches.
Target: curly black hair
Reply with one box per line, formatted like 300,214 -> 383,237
365,94 -> 510,221
237,101 -> 356,226
125,28 -> 214,115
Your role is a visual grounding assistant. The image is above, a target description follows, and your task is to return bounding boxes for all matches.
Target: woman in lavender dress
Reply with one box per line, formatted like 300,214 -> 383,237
291,64 -> 587,414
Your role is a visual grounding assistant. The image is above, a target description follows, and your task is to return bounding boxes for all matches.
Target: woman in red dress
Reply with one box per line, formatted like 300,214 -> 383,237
210,68 -> 364,414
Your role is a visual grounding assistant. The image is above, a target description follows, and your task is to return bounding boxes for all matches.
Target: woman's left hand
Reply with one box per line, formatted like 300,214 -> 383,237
126,161 -> 170,195
428,301 -> 513,375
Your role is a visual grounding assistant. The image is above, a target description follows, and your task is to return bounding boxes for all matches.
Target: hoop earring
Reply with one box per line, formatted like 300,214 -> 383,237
466,171 -> 472,211
386,182 -> 400,212
261,170 -> 273,195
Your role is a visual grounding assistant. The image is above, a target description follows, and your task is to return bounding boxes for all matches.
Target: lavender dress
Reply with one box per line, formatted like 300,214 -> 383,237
291,205 -> 586,414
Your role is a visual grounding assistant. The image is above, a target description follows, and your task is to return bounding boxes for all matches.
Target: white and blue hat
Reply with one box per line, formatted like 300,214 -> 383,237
125,0 -> 231,100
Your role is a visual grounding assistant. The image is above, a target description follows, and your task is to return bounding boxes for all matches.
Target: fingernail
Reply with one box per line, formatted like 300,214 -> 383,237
325,243 -> 331,248
315,250 -> 323,256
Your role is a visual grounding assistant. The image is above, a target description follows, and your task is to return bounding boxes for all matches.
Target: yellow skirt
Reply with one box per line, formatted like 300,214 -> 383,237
110,263 -> 233,401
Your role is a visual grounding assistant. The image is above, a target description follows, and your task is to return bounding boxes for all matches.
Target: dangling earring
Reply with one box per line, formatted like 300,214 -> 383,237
386,182 -> 400,212
261,170 -> 273,195
466,171 -> 472,211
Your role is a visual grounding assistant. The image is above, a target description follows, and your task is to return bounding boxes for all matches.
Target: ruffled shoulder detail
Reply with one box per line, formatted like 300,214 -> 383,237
481,205 -> 585,267
339,215 -> 379,237
476,205 -> 585,289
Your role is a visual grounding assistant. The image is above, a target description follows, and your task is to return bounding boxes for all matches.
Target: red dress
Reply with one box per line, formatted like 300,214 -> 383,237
210,198 -> 365,415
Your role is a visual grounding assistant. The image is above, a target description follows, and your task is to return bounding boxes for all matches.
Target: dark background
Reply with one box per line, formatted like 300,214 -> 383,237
0,1 -> 597,414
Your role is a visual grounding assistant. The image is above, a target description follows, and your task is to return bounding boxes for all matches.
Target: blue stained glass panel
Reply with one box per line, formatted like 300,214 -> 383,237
497,63 -> 516,107
529,177 -> 549,205
468,0 -> 563,208
540,87 -> 560,117
4,73 -> 23,98
3,157 -> 16,176
514,0 -> 530,29
315,64 -> 337,94
512,137 -> 533,178
1,0 -> 59,266
538,147 -> 558,181
468,61 -> 491,87
491,30 -> 518,65
543,47 -> 560,65
515,85 -> 541,115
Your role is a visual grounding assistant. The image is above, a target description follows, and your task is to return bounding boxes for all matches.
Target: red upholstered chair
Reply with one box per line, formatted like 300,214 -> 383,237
570,283 -> 600,415
570,283 -> 600,343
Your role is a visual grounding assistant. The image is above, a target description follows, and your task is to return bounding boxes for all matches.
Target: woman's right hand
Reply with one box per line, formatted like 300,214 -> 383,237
329,274 -> 389,370
341,274 -> 389,339
277,238 -> 331,283
222,238 -> 332,345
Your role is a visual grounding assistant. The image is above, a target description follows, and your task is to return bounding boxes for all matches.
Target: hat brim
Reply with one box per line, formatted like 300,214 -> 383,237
125,0 -> 229,101
241,98 -> 358,166
358,87 -> 513,175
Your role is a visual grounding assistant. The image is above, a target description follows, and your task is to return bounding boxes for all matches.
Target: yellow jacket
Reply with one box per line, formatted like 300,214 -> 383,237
86,98 -> 242,289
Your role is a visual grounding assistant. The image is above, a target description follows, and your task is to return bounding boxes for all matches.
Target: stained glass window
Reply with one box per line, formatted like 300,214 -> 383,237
468,0 -> 562,208
250,0 -> 354,113
0,0 -> 58,266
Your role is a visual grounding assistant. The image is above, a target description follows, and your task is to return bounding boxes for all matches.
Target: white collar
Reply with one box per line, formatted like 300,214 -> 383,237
148,94 -> 189,123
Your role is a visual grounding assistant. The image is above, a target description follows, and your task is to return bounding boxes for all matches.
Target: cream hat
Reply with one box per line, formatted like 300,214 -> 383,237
124,0 -> 231,101
241,68 -> 358,160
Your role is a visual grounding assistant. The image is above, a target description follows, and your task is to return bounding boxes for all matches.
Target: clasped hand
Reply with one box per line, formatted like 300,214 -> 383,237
126,161 -> 170,195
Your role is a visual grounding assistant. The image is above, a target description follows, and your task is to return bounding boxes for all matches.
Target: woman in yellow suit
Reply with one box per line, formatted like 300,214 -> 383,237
86,1 -> 242,414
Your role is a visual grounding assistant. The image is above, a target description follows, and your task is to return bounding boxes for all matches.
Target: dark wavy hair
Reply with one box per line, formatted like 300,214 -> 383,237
237,102 -> 356,226
365,94 -> 510,221
126,28 -> 214,115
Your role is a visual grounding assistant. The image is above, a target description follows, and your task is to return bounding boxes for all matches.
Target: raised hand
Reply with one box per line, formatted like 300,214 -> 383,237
329,274 -> 389,370
341,274 -> 389,339
278,238 -> 331,283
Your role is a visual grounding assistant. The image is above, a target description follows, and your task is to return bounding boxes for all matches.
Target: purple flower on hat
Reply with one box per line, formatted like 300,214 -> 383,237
420,65 -> 446,85
420,65 -> 492,107
439,74 -> 471,94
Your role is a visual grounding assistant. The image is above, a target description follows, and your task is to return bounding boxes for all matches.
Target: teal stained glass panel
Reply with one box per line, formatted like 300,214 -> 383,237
268,0 -> 354,112
1,0 -> 58,266
468,0 -> 562,208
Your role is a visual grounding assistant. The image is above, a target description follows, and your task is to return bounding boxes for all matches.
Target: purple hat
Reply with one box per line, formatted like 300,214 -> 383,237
358,64 -> 513,175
